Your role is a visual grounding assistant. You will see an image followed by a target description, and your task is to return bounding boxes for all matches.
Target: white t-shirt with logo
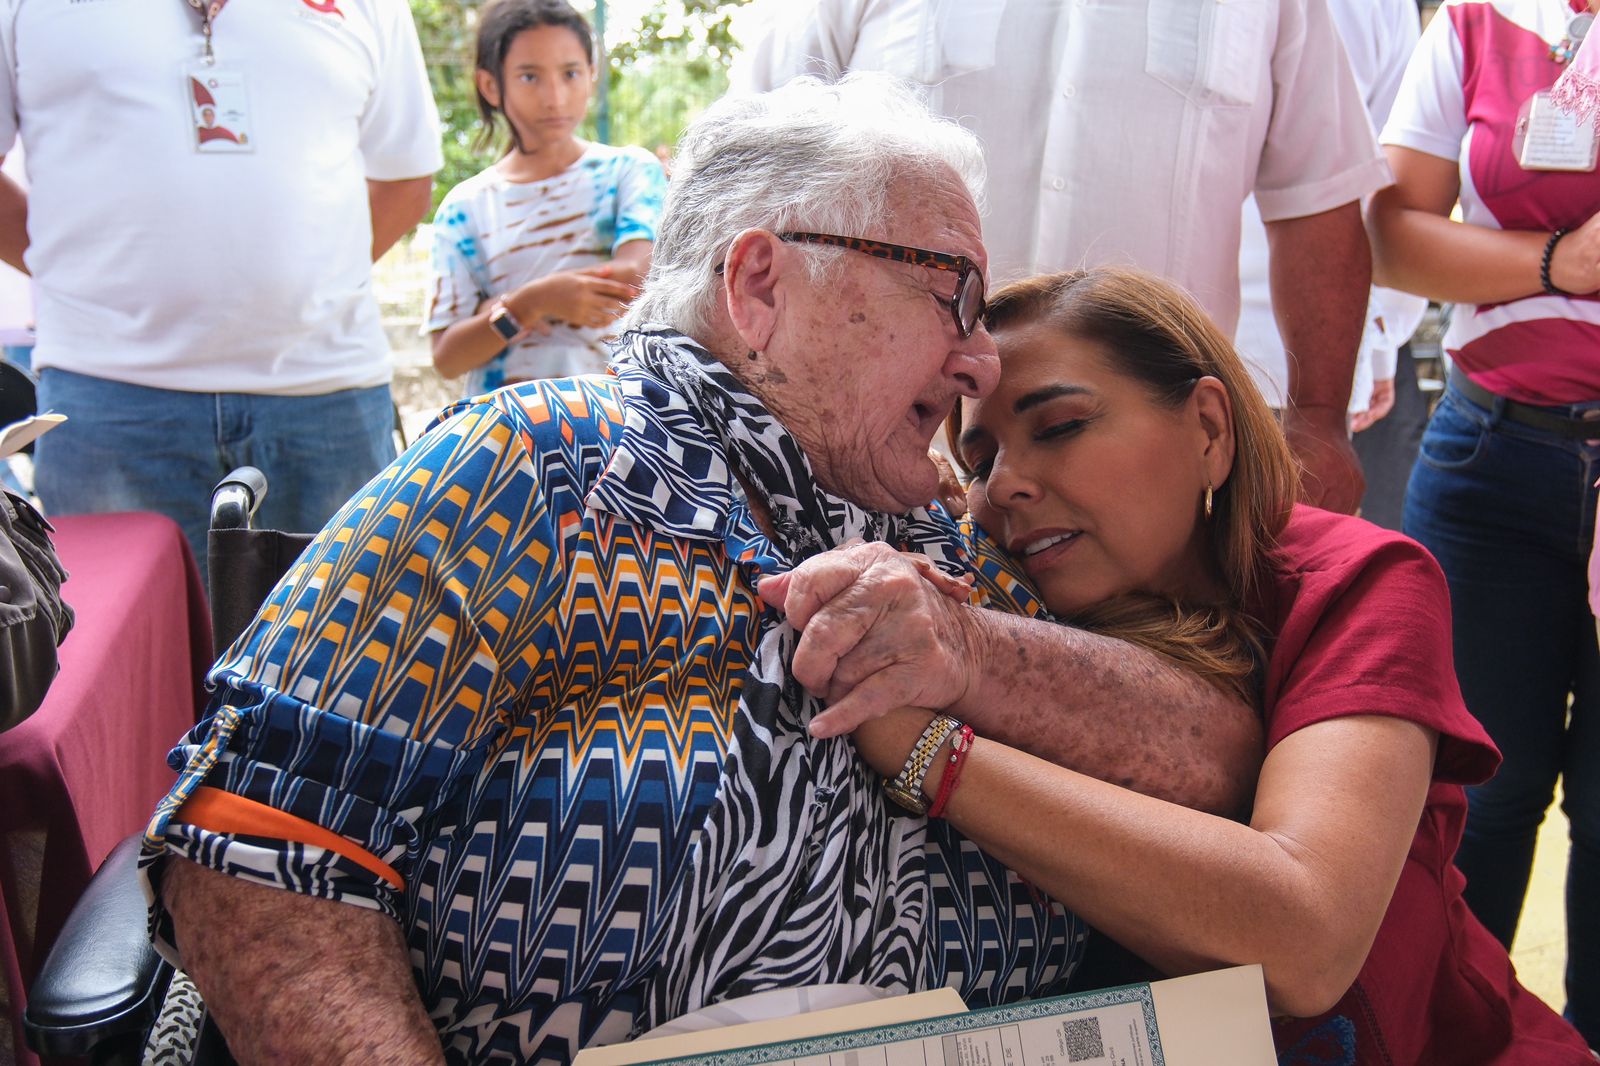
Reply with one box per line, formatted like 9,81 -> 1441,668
0,0 -> 443,395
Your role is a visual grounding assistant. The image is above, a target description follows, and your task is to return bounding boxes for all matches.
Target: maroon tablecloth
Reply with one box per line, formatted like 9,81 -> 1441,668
0,512 -> 210,1066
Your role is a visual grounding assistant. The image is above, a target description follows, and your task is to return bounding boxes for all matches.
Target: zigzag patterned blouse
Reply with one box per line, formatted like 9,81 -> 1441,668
140,348 -> 1084,1063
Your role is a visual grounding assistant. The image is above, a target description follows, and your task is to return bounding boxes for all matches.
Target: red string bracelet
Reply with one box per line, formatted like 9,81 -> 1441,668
928,723 -> 975,819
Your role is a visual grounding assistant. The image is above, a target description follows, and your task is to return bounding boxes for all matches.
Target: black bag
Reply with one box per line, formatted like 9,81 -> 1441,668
0,490 -> 74,731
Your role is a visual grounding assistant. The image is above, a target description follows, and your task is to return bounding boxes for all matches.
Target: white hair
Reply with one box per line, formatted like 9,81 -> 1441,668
621,72 -> 987,339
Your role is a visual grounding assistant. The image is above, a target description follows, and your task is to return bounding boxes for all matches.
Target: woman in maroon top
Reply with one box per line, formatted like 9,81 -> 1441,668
838,269 -> 1593,1064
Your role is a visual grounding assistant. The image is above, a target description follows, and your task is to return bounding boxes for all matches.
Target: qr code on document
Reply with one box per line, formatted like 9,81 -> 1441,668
1063,1016 -> 1105,1062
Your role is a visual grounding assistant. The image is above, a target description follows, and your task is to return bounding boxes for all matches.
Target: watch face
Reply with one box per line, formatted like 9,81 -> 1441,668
883,780 -> 928,815
490,306 -> 521,341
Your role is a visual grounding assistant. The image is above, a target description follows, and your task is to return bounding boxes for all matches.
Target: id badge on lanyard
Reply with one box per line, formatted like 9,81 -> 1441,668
184,0 -> 254,154
1516,7 -> 1598,171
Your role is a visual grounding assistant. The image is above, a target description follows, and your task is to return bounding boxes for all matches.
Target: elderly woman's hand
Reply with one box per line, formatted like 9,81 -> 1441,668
928,449 -> 968,518
759,542 -> 979,738
901,551 -> 976,603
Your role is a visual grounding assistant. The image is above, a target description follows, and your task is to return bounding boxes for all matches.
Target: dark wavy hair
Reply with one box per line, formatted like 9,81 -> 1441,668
474,0 -> 595,154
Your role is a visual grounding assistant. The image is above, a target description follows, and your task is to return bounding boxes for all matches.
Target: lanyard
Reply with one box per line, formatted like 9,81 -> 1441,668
1554,4 -> 1594,64
184,0 -> 229,63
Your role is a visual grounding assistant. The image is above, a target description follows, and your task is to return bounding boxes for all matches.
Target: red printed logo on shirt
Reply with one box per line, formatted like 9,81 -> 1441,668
299,0 -> 344,17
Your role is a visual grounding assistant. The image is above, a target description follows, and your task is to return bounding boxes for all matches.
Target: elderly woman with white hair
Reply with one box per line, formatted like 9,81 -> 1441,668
141,75 -> 1259,1065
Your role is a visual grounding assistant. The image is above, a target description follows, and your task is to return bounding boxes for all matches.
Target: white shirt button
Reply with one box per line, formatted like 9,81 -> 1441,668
1050,177 -> 1065,191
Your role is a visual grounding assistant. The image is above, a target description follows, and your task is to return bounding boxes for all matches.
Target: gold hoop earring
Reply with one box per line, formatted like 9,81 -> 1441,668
1204,483 -> 1214,520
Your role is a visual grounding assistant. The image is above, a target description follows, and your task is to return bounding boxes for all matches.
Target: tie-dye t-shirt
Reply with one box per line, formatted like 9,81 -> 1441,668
427,142 -> 666,394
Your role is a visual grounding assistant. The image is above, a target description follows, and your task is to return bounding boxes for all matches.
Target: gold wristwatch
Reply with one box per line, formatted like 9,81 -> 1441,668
882,714 -> 962,815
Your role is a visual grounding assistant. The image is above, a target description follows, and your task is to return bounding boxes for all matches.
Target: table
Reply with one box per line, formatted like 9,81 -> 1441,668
0,512 -> 210,1066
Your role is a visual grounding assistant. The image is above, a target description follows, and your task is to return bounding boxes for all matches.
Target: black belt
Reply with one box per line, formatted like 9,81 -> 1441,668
1451,372 -> 1600,439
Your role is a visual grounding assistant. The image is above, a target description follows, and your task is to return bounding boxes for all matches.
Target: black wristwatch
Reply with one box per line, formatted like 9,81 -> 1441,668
488,298 -> 523,341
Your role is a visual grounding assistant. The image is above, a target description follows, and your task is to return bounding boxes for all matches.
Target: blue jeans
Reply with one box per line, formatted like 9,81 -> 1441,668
1404,380 -> 1600,1044
3,343 -> 34,371
33,369 -> 397,578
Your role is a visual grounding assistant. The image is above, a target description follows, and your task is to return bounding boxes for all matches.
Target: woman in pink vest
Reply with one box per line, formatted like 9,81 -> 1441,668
1369,0 -> 1600,1044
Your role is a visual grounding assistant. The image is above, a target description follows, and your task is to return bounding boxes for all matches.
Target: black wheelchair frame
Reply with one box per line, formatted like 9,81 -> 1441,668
23,467 -> 314,1064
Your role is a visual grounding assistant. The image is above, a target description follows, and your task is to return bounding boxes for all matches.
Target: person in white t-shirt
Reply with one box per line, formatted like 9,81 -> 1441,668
732,0 -> 1390,515
427,0 -> 665,397
0,0 -> 443,573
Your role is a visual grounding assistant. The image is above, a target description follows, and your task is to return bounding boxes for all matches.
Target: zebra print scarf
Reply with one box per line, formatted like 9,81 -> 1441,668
611,327 -> 969,1029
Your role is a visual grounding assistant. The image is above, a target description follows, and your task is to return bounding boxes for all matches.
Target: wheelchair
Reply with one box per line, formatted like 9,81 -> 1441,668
22,467 -> 314,1065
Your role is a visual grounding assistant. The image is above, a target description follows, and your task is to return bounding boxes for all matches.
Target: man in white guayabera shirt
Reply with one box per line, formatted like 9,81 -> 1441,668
734,0 -> 1392,515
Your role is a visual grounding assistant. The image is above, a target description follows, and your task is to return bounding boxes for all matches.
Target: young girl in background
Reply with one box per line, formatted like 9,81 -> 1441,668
428,0 -> 665,395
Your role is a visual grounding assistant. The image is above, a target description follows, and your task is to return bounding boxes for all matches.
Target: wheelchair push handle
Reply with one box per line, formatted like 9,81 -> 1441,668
209,466 -> 268,531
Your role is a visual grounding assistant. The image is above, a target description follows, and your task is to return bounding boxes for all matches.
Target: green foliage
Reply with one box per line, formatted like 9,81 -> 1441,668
600,0 -> 744,150
409,0 -> 751,213
410,0 -> 486,213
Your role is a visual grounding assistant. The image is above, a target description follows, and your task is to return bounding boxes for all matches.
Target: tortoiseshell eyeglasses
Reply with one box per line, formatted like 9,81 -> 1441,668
714,231 -> 988,339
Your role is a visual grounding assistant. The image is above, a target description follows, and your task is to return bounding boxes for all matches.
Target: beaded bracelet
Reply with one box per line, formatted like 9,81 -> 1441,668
1542,228 -> 1573,297
928,723 -> 975,819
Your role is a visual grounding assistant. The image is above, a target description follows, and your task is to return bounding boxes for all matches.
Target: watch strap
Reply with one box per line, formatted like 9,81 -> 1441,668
883,713 -> 962,815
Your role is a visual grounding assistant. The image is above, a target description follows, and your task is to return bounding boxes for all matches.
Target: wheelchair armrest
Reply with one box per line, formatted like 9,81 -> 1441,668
23,835 -> 173,1057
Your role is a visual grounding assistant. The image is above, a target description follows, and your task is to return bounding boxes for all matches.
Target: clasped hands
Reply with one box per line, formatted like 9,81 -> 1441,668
758,540 -> 981,739
501,263 -> 639,338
